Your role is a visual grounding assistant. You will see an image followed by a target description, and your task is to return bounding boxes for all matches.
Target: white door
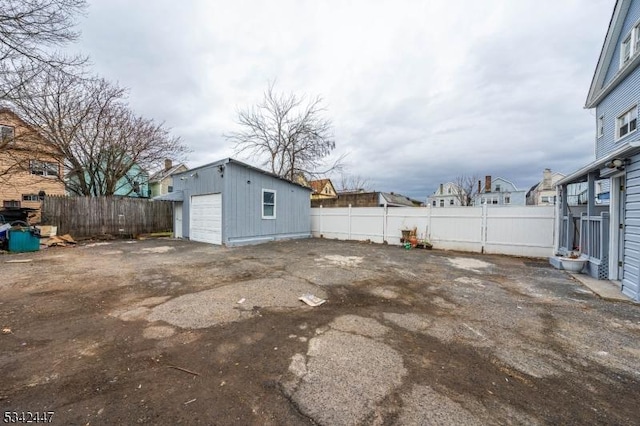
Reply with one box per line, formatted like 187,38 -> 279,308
174,202 -> 183,238
190,194 -> 222,245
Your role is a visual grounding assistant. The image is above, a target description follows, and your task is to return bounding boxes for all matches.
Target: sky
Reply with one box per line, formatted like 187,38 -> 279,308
75,0 -> 615,200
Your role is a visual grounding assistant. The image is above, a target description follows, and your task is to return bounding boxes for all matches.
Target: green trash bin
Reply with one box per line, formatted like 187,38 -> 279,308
8,228 -> 40,253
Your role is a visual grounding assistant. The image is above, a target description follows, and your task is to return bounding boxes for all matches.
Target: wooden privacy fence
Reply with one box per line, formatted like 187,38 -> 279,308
41,196 -> 173,238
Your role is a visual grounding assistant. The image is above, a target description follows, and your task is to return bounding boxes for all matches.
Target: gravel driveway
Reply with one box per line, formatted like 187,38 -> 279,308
1,238 -> 639,425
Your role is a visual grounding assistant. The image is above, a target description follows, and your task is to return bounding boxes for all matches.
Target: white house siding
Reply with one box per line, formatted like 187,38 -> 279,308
623,153 -> 640,300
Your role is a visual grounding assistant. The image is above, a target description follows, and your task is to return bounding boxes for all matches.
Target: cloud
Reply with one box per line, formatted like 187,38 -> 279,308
77,0 -> 615,198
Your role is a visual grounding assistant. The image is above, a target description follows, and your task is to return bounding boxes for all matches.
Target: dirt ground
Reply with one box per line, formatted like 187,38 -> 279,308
1,238 -> 639,425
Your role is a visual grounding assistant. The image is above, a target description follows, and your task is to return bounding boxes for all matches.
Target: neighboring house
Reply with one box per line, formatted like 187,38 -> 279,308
311,191 -> 422,208
472,176 -> 526,206
0,108 -> 65,222
149,159 -> 188,197
156,158 -> 311,246
556,0 -> 640,301
526,169 -> 565,205
428,182 -> 466,207
114,162 -> 150,198
309,178 -> 337,200
66,160 -> 150,198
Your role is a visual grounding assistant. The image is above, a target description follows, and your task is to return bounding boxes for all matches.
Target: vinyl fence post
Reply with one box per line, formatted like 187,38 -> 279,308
348,204 -> 352,240
481,203 -> 488,254
383,205 -> 388,243
319,205 -> 323,237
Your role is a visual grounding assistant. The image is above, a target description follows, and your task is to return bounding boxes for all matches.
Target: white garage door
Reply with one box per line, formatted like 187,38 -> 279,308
190,193 -> 222,245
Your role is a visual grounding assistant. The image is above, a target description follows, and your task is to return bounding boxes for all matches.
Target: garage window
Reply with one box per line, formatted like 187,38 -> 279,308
262,189 -> 276,219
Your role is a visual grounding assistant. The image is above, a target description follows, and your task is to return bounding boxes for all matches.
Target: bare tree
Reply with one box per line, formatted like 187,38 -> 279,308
453,174 -> 481,206
0,0 -> 87,98
226,82 -> 341,181
5,68 -> 187,196
336,172 -> 371,193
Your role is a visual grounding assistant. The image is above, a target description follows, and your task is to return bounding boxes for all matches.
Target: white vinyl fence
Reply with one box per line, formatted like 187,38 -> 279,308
311,205 -> 557,258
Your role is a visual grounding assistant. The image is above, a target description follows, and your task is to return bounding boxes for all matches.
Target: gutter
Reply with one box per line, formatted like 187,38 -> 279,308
557,141 -> 640,185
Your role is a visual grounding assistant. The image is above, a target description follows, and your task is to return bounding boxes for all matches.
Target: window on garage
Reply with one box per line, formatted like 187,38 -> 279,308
262,189 -> 276,219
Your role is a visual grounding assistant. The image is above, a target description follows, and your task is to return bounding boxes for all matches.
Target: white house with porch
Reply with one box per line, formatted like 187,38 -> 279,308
556,0 -> 640,301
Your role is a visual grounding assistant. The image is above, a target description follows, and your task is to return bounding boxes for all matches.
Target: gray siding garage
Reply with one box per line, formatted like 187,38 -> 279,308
168,158 -> 311,246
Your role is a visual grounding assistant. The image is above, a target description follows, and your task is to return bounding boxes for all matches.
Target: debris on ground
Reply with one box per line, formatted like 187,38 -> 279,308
45,234 -> 77,247
299,294 -> 327,307
5,259 -> 33,263
2,328 -> 12,334
167,365 -> 200,376
36,226 -> 57,238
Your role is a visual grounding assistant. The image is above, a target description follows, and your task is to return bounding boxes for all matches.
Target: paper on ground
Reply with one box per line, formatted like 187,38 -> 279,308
299,294 -> 326,307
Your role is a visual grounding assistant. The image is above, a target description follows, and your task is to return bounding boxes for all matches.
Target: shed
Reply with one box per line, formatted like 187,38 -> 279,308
157,158 -> 312,246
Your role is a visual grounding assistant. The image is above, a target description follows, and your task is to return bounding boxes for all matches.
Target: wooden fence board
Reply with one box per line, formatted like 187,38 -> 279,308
41,196 -> 173,238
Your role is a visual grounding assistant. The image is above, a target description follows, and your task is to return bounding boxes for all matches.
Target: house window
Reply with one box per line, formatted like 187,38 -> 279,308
495,184 -> 501,192
168,185 -> 173,193
617,106 -> 637,139
439,199 -> 444,207
262,189 -> 276,219
505,196 -> 511,204
3,200 -> 20,208
30,160 -> 59,177
598,115 -> 604,138
492,199 -> 498,204
0,125 -> 14,144
132,181 -> 140,194
22,194 -> 39,202
432,200 -> 436,207
447,188 -> 451,194
621,35 -> 632,65
449,199 -> 454,206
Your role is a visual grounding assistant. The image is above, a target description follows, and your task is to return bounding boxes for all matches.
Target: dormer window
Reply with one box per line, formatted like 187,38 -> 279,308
617,105 -> 637,139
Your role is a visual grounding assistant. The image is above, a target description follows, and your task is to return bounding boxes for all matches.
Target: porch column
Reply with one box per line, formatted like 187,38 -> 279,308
560,184 -> 570,251
585,172 -> 597,257
587,172 -> 596,217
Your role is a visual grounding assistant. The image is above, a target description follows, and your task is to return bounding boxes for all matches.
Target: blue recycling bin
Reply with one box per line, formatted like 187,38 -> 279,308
8,228 -> 40,253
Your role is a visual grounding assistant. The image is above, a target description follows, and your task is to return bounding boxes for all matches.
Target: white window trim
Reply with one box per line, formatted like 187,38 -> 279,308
262,189 -> 276,219
30,160 -> 59,177
619,21 -> 640,69
621,35 -> 632,67
616,104 -> 638,140
597,115 -> 604,138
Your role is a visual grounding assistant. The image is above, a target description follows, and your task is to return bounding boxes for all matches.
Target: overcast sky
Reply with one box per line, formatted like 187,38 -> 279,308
77,0 -> 614,200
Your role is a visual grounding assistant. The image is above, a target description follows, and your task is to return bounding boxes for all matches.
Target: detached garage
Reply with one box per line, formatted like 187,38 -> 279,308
163,158 -> 311,246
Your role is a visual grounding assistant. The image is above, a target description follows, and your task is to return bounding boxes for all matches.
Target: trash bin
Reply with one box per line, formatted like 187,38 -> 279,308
8,228 -> 40,253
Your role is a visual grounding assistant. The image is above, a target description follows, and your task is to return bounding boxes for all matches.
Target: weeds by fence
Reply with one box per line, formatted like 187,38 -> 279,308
41,196 -> 173,238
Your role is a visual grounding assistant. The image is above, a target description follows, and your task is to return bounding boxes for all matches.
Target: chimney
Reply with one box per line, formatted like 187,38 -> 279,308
439,183 -> 443,194
164,159 -> 173,171
542,168 -> 552,190
485,175 -> 492,193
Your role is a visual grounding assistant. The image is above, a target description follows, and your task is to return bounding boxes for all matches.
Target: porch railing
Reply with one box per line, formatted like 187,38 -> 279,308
559,213 -> 574,253
579,212 -> 609,262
